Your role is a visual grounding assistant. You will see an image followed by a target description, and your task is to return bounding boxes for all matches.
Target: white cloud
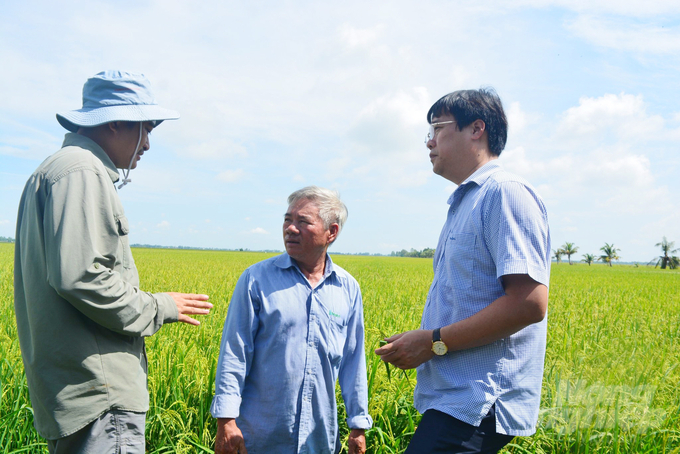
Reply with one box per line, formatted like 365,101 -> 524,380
338,23 -> 385,49
389,169 -> 431,188
0,220 -> 9,225
341,87 -> 434,189
185,139 -> 248,160
512,0 -> 680,17
501,90 -> 679,260
567,15 -> 680,54
216,169 -> 245,183
250,227 -> 269,235
355,87 -> 430,133
0,117 -> 63,159
506,102 -> 528,134
503,144 -> 654,196
119,167 -> 184,197
157,220 -> 170,229
556,93 -> 665,145
2,1 -> 679,261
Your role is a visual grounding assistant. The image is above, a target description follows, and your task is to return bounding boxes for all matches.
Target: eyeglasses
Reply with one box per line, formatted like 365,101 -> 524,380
425,120 -> 456,143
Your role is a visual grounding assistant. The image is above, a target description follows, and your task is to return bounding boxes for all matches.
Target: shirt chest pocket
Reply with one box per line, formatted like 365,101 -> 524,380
318,306 -> 348,367
444,232 -> 476,289
115,215 -> 133,269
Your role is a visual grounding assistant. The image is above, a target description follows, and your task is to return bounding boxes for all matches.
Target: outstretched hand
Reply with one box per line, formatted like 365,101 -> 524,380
374,329 -> 434,370
166,292 -> 212,326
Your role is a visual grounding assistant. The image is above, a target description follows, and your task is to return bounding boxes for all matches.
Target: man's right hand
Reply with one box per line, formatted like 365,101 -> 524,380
374,329 -> 434,370
166,292 -> 213,326
215,418 -> 248,454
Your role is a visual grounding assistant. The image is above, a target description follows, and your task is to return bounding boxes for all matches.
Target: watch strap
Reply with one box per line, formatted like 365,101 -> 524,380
433,327 -> 442,342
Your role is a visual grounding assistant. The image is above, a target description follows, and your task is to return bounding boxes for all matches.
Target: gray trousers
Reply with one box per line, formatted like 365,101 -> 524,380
47,410 -> 146,454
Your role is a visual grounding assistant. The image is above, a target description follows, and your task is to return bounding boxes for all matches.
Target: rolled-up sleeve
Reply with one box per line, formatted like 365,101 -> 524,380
210,270 -> 259,418
44,168 -> 178,337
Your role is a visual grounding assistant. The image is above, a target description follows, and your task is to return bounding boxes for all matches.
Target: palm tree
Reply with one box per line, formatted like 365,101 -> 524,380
552,248 -> 564,263
561,242 -> 579,265
581,253 -> 595,266
598,243 -> 620,267
651,237 -> 679,269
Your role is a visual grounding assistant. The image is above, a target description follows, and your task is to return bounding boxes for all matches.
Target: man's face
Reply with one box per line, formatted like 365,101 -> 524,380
283,199 -> 336,265
108,121 -> 154,169
426,113 -> 484,185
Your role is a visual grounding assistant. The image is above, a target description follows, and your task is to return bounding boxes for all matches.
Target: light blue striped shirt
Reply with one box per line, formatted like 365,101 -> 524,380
415,160 -> 551,436
210,253 -> 372,454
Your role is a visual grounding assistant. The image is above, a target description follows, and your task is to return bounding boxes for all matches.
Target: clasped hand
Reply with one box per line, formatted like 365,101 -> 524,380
374,329 -> 434,370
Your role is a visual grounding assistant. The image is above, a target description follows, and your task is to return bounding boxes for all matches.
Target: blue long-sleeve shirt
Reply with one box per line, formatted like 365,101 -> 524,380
210,253 -> 372,454
416,160 -> 551,436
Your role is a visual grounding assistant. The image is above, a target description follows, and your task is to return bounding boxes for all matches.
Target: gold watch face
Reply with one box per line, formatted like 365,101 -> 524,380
432,340 -> 448,356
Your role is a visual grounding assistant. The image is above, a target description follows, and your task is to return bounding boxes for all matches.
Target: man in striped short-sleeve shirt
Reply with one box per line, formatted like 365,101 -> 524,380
376,88 -> 551,454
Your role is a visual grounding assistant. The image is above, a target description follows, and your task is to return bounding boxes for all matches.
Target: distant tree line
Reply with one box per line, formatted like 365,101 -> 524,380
0,236 -> 15,243
551,237 -> 678,269
130,244 -> 283,253
390,248 -> 435,258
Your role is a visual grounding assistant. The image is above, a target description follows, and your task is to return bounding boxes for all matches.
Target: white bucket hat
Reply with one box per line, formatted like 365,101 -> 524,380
56,70 -> 179,132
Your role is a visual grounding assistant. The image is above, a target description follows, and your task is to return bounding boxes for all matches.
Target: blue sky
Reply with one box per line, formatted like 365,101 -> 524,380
1,1 -> 679,262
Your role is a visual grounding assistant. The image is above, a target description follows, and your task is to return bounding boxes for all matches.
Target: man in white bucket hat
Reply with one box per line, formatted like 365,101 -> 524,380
14,71 -> 213,453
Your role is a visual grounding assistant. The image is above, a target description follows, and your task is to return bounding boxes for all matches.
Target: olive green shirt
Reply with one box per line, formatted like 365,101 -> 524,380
14,133 -> 179,439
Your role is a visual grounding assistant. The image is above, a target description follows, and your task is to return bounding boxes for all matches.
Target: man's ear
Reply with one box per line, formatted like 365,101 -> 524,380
107,121 -> 122,134
327,223 -> 340,244
470,119 -> 486,139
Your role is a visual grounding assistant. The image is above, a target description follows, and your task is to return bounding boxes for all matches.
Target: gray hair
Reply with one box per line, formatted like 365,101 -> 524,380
287,186 -> 348,234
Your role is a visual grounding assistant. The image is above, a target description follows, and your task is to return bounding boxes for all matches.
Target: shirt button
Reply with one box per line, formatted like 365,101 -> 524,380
94,263 -> 100,269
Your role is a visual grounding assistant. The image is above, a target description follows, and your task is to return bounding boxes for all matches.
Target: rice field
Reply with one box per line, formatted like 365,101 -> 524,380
1,242 -> 680,453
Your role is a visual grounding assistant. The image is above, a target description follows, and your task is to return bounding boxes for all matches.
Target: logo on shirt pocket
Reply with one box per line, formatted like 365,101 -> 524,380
318,306 -> 348,367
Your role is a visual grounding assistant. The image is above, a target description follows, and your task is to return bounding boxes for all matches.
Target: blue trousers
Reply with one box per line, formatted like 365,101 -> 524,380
404,405 -> 514,454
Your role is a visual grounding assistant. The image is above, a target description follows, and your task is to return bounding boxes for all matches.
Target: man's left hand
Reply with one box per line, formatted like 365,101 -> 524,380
374,329 -> 434,370
348,429 -> 366,454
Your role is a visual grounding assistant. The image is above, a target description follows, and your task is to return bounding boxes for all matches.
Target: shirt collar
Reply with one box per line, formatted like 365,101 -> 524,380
448,160 -> 502,205
275,252 -> 336,280
62,133 -> 120,183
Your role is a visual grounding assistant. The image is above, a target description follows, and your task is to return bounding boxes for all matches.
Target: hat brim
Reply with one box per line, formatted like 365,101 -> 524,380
56,104 -> 180,132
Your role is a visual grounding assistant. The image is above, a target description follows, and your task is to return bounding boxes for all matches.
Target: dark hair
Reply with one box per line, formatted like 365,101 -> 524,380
427,87 -> 508,156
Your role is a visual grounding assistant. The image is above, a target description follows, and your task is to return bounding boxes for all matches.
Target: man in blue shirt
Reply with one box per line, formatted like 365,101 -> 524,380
376,88 -> 551,453
211,186 -> 373,454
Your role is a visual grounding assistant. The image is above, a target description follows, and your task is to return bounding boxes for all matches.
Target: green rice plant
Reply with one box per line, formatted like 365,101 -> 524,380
2,244 -> 680,453
0,243 -> 49,453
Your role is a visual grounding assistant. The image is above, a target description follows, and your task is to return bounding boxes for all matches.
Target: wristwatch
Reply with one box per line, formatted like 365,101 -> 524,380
431,328 -> 448,356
